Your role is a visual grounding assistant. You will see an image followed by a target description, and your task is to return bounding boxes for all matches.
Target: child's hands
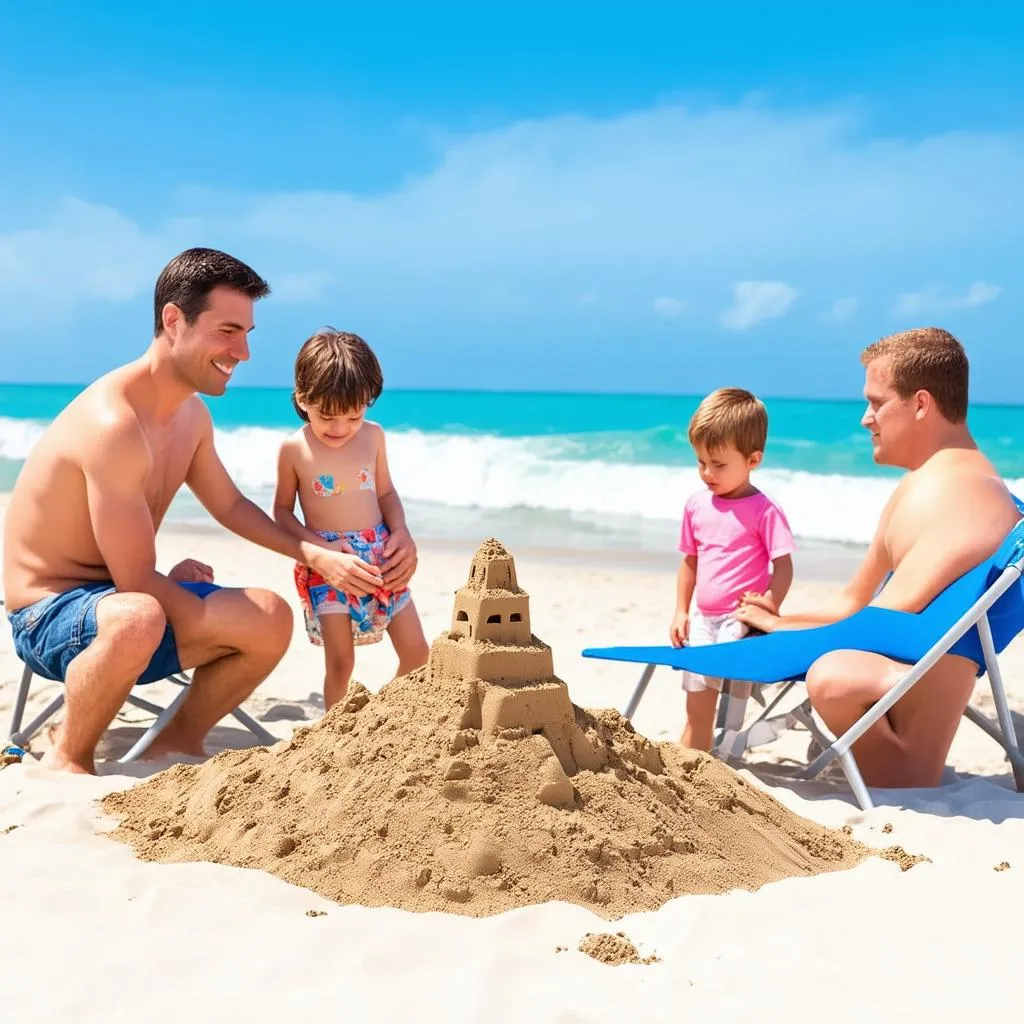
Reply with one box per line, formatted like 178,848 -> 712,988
312,549 -> 384,596
669,611 -> 689,648
381,526 -> 418,588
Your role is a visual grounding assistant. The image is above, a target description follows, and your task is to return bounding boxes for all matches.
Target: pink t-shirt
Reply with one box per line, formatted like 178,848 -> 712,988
679,489 -> 795,615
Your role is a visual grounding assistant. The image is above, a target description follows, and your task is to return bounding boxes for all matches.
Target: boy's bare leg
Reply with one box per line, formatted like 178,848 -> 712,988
386,601 -> 430,678
319,612 -> 356,710
681,687 -> 719,751
42,593 -> 167,775
806,649 -> 976,788
144,587 -> 292,758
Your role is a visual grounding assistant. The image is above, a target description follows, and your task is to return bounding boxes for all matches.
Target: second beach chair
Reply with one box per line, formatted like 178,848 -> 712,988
583,519 -> 1024,809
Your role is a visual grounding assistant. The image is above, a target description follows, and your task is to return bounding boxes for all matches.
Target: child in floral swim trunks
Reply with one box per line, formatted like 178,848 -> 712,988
274,328 -> 429,709
669,388 -> 795,751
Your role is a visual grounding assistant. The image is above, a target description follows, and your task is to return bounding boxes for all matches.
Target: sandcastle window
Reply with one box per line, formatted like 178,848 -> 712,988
486,614 -> 501,624
510,613 -> 522,622
457,611 -> 469,621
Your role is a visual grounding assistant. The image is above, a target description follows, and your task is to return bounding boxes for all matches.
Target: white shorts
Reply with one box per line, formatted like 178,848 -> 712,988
681,610 -> 749,693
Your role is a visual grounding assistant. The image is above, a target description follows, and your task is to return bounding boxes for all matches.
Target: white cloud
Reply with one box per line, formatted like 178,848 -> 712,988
720,281 -> 798,330
1,100 -> 1021,336
653,296 -> 685,319
825,296 -> 859,321
894,281 -> 1002,317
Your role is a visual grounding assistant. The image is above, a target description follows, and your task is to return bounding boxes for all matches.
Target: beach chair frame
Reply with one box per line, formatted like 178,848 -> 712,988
6,661 -> 276,764
620,557 -> 1024,810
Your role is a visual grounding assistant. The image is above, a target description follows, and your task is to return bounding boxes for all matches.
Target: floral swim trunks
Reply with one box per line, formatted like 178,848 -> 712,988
293,523 -> 411,647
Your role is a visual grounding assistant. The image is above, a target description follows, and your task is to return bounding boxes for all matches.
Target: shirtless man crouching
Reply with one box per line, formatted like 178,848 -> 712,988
735,327 -> 1020,788
3,248 -> 398,774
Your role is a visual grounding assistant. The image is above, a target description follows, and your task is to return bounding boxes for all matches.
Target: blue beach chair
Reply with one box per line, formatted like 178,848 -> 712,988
583,519 -> 1024,809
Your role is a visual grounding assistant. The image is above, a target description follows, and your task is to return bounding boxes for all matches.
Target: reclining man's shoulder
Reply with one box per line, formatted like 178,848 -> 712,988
894,453 -> 1018,559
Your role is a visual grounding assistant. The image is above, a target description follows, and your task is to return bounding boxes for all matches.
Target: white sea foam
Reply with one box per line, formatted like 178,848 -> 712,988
4,417 -> 1022,547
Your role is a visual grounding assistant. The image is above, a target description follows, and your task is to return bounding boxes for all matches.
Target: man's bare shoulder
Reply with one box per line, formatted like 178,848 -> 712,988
902,449 -> 1012,513
890,448 -> 1018,567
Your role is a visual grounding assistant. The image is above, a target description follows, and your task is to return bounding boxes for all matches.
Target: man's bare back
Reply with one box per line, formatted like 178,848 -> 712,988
3,366 -> 206,610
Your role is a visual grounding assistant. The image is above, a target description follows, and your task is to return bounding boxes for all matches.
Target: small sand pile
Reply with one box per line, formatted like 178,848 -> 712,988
103,539 -> 870,918
578,932 -> 659,965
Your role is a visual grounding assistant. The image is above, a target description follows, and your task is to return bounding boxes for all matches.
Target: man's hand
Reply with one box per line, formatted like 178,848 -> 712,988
381,526 -> 418,588
734,594 -> 779,633
311,548 -> 384,596
740,591 -> 777,614
669,611 -> 689,648
168,558 -> 215,584
327,535 -> 356,554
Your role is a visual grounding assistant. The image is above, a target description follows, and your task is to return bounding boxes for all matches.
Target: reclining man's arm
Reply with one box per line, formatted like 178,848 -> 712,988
83,421 -> 208,634
736,509 -> 893,632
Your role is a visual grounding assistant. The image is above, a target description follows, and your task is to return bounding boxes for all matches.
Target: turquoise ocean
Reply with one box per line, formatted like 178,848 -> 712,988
4,383 -> 1024,559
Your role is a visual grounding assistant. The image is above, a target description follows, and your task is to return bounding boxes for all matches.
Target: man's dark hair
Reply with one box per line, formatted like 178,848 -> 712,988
153,248 -> 270,336
292,328 -> 384,420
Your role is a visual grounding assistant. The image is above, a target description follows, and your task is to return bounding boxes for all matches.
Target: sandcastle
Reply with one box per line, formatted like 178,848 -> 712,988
102,539 -> 875,918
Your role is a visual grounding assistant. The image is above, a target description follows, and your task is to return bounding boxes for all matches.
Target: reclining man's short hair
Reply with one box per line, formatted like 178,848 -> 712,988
861,327 -> 968,424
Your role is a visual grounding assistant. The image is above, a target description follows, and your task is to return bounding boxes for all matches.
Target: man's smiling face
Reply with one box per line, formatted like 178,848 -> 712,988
167,285 -> 254,396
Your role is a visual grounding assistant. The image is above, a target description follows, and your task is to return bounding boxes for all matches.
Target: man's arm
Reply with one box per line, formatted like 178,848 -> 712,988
186,407 -> 382,593
736,522 -> 892,632
83,419 -> 208,636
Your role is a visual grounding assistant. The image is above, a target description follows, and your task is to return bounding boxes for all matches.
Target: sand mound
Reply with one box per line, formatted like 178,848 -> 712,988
578,932 -> 659,965
102,540 -> 869,918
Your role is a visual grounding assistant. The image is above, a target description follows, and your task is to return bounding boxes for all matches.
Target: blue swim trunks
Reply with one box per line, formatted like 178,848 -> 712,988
6,580 -> 220,684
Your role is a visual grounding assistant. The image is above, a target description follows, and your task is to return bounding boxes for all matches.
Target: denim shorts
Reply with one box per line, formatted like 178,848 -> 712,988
6,580 -> 220,684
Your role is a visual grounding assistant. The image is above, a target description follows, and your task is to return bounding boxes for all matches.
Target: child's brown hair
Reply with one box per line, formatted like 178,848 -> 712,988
291,328 -> 383,422
687,388 -> 768,457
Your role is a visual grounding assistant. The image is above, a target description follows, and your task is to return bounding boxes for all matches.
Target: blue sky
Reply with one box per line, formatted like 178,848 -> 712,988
1,1 -> 1022,399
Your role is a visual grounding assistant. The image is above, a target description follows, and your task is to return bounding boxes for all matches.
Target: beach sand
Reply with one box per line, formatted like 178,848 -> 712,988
3,508 -> 1024,1021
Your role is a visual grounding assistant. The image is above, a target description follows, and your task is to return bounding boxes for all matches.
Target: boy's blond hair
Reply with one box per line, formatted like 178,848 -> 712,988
860,327 -> 968,424
688,388 -> 768,457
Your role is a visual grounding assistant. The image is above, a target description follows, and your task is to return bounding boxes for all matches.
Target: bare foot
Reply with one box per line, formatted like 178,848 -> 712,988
140,730 -> 208,762
39,749 -> 96,775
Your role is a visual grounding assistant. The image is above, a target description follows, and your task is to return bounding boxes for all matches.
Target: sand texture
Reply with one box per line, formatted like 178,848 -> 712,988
5,507 -> 1024,1021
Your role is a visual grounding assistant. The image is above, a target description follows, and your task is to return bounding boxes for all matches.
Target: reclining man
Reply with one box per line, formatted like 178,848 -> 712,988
736,327 -> 1020,788
3,248 -> 417,774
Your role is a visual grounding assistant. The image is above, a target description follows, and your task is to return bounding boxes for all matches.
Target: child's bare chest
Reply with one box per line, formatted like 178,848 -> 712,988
294,431 -> 380,527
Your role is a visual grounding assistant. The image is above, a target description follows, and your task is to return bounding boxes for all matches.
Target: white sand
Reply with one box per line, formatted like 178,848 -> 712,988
3,518 -> 1024,1021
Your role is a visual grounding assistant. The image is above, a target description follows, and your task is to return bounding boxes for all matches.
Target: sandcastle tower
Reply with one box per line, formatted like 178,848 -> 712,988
427,539 -> 603,792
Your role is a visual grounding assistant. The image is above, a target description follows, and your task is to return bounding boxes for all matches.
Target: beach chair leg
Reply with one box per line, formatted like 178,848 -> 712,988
977,614 -> 1024,791
713,682 -> 751,760
7,662 -> 34,743
623,664 -> 656,721
9,692 -> 66,749
229,707 -> 276,745
118,685 -> 193,764
836,751 -> 874,810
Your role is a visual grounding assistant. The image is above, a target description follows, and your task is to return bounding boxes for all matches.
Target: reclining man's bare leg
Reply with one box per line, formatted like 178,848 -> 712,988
806,648 -> 977,788
48,587 -> 292,773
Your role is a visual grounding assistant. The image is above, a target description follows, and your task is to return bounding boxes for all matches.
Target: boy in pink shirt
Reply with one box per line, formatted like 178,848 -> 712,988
669,388 -> 795,751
